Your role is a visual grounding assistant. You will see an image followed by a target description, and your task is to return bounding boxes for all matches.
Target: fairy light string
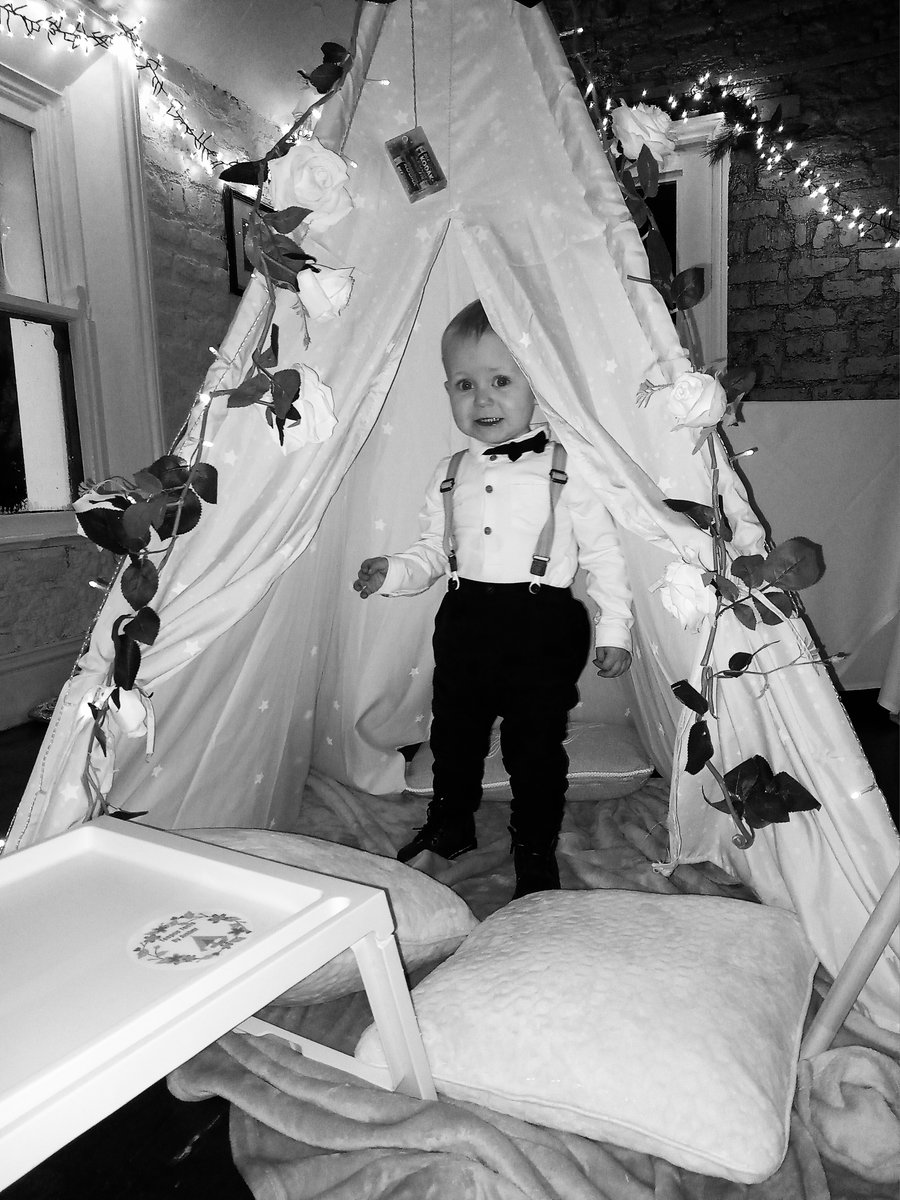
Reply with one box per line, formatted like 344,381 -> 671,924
1,2 -> 222,173
4,3 -> 896,244
589,68 -> 898,248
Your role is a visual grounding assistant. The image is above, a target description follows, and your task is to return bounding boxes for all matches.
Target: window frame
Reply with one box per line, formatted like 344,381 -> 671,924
661,114 -> 730,371
0,52 -> 163,545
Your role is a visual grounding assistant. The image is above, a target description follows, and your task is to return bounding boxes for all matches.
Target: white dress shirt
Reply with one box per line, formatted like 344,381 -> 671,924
381,425 -> 633,651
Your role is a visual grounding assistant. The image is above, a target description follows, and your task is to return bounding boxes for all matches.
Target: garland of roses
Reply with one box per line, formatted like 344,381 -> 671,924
605,100 -> 835,845
72,40 -> 360,822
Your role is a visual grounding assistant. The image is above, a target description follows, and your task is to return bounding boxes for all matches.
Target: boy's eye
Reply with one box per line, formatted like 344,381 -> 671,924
455,379 -> 473,391
493,376 -> 510,388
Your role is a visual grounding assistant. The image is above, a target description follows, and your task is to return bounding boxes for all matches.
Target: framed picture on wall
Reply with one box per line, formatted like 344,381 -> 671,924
223,188 -> 271,295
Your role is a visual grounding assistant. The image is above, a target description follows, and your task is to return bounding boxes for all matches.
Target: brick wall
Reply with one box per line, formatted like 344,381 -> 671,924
140,59 -> 279,443
550,0 -> 899,401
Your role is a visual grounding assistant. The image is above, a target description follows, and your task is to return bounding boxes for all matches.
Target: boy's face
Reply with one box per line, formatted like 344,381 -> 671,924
443,330 -> 535,445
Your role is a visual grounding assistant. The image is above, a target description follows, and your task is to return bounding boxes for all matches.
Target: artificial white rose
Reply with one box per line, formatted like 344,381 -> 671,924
668,371 -> 727,430
611,102 -> 676,166
80,685 -> 149,739
276,363 -> 337,453
267,136 -> 353,230
296,265 -> 354,320
109,686 -> 150,739
652,561 -> 717,633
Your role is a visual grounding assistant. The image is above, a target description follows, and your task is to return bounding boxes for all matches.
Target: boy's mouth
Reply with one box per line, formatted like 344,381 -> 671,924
475,417 -> 502,425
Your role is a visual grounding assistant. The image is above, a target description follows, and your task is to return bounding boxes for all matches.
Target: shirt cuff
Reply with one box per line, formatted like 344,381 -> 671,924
593,620 -> 632,654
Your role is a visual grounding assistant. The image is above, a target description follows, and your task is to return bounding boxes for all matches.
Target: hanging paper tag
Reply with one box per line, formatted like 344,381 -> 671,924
385,126 -> 447,203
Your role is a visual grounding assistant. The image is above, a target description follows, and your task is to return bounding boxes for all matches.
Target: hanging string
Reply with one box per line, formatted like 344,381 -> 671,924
409,0 -> 418,128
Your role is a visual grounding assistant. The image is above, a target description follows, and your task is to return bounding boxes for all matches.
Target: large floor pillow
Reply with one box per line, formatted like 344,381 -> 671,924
405,722 -> 654,801
183,828 -> 478,1005
356,889 -> 818,1183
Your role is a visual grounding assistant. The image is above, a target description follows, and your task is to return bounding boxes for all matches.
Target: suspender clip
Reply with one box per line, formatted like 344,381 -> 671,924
550,468 -> 568,485
529,555 -> 550,577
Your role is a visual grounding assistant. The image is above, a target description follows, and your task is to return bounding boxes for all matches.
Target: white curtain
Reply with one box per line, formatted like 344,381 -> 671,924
8,0 -> 898,1033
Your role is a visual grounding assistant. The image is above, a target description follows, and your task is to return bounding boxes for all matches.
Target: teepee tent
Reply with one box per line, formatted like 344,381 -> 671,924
5,0 -> 898,1033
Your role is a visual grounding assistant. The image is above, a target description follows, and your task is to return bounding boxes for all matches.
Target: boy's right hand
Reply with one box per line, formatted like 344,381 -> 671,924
354,557 -> 388,598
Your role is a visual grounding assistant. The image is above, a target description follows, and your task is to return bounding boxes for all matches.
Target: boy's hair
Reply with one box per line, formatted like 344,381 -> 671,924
441,299 -> 493,363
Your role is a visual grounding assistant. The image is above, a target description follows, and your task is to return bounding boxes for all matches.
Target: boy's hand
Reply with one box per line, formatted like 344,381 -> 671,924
593,647 -> 632,678
354,557 -> 388,598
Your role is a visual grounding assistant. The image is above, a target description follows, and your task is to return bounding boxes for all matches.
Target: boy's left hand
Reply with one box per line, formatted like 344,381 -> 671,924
593,647 -> 632,678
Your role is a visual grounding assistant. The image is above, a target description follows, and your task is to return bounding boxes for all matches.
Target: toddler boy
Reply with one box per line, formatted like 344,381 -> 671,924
354,301 -> 632,899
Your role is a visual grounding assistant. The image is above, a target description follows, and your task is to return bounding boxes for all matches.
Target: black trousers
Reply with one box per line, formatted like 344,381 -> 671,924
429,578 -> 591,845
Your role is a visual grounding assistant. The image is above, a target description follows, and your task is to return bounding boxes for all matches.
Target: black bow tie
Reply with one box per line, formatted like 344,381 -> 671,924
483,430 -> 548,461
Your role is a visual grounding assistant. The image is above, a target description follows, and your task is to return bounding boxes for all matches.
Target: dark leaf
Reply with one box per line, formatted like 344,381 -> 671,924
265,206 -> 313,235
772,772 -> 821,813
636,144 -> 659,197
121,557 -> 159,609
685,719 -> 714,775
671,679 -> 709,715
304,63 -> 344,93
76,506 -> 128,554
716,498 -> 734,543
190,463 -> 218,504
718,364 -> 756,403
664,497 -> 716,532
728,651 -> 754,672
753,595 -> 785,626
270,369 -> 302,420
112,626 -> 141,690
724,755 -> 774,804
762,589 -> 796,617
108,807 -> 150,821
156,490 -> 202,540
144,455 -> 190,490
731,553 -> 765,589
120,500 -> 157,550
762,537 -> 825,591
321,40 -> 350,62
92,722 -> 107,755
713,574 -> 741,604
244,211 -> 316,288
122,606 -> 160,647
132,469 -> 164,496
671,266 -> 706,310
216,373 -> 272,409
219,159 -> 267,186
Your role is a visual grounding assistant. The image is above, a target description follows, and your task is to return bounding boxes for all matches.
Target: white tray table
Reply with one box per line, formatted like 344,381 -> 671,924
0,817 -> 435,1189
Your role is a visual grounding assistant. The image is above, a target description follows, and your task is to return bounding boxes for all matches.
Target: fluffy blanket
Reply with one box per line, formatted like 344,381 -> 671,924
169,776 -> 900,1200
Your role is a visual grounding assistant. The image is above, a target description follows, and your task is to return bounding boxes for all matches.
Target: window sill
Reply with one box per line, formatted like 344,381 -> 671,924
0,510 -> 79,547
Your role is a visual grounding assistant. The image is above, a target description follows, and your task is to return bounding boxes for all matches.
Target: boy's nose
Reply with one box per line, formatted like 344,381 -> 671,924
474,387 -> 493,406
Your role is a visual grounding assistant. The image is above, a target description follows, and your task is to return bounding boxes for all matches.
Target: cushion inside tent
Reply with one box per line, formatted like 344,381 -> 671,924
4,2 -> 899,1186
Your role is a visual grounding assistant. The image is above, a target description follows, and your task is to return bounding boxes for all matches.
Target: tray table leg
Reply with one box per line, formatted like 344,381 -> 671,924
351,930 -> 437,1101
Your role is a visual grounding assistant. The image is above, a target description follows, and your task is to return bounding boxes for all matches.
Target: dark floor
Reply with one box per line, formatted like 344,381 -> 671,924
0,689 -> 897,1198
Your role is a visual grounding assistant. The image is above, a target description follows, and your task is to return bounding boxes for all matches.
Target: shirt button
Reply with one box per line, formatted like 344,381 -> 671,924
485,485 -> 493,493
489,455 -> 498,462
484,526 -> 492,535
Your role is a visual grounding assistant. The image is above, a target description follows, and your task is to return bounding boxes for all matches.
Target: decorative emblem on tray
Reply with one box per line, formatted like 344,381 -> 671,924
131,911 -> 252,966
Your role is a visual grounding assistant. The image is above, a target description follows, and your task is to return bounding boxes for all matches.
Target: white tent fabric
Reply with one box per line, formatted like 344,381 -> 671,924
6,0 -> 898,1032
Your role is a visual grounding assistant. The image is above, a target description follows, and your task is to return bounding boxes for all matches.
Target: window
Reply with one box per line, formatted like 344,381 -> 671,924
0,52 -> 164,542
0,110 -> 84,514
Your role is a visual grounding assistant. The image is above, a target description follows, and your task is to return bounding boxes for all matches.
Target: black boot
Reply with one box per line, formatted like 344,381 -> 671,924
510,830 -> 560,900
397,801 -> 477,863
